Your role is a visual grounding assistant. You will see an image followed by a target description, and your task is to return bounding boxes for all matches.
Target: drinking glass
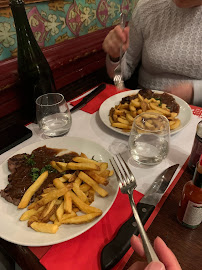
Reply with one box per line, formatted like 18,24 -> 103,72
128,112 -> 170,165
36,93 -> 72,137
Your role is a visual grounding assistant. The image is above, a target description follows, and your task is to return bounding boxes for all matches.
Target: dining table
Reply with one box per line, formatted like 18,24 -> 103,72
0,83 -> 202,270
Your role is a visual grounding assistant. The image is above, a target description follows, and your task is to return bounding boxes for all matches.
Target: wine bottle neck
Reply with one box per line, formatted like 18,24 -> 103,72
192,167 -> 202,189
9,0 -> 41,54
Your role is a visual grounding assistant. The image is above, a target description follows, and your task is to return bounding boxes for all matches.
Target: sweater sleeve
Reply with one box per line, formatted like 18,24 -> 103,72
193,80 -> 202,107
121,5 -> 144,81
106,3 -> 144,80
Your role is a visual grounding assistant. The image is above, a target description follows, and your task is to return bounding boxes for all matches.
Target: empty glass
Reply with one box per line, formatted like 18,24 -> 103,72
36,93 -> 72,137
128,112 -> 170,165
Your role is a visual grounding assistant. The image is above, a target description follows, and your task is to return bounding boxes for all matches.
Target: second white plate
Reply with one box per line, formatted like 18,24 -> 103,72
99,90 -> 192,136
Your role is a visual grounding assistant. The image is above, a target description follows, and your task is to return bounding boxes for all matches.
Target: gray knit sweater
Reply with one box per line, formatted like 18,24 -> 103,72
106,0 -> 202,106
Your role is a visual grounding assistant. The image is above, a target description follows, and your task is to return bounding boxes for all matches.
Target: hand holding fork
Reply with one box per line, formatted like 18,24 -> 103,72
113,13 -> 127,90
111,154 -> 159,263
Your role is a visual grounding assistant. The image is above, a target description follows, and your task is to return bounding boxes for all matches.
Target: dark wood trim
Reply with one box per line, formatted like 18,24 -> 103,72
0,27 -> 113,119
0,0 -> 55,9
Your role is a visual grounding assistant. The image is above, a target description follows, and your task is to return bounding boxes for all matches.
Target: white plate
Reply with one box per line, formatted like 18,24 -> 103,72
99,90 -> 192,136
0,137 -> 119,246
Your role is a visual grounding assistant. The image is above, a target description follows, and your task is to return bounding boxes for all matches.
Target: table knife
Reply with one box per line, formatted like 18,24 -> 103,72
70,83 -> 106,113
100,164 -> 179,270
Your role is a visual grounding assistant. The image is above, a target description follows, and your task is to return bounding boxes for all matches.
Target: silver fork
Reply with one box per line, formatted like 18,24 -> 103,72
110,154 -> 159,263
113,13 -> 127,90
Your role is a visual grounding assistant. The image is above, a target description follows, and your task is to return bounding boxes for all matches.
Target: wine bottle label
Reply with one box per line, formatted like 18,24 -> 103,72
182,201 -> 202,228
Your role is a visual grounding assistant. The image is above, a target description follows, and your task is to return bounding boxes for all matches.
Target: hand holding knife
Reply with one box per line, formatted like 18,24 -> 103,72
70,84 -> 106,113
100,164 -> 179,270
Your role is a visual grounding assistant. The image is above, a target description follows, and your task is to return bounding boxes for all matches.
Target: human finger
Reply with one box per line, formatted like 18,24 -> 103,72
122,26 -> 130,51
102,27 -> 122,58
130,235 -> 145,257
154,237 -> 182,270
128,261 -> 147,270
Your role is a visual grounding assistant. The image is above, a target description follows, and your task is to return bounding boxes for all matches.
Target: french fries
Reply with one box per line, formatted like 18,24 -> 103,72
18,151 -> 113,234
18,171 -> 48,209
109,90 -> 181,132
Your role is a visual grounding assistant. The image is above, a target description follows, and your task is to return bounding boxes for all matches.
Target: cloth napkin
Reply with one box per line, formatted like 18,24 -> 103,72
39,190 -> 143,270
70,84 -> 129,114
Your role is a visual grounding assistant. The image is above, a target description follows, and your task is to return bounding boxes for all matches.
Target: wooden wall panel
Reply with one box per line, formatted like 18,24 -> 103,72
0,27 -> 113,118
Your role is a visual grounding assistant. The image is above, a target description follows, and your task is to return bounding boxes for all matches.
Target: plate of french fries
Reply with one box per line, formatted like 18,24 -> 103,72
99,89 -> 192,136
0,137 -> 119,246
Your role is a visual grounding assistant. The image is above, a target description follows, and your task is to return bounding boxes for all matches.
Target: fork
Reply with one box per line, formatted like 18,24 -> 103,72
113,13 -> 127,90
110,154 -> 159,263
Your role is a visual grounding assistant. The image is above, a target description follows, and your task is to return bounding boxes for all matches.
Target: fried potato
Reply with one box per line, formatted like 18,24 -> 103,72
18,150 -> 112,234
112,122 -> 132,130
53,178 -> 66,189
66,162 -> 99,171
58,174 -> 74,183
18,171 -> 48,209
64,191 -> 72,213
84,170 -> 109,186
69,191 -> 102,214
55,162 -> 67,171
31,222 -> 59,234
169,118 -> 181,130
20,206 -> 45,221
61,212 -> 102,224
56,201 -> 64,222
109,90 -> 180,133
72,157 -> 100,165
36,187 -> 68,207
50,161 -> 64,172
73,178 -> 88,203
60,212 -> 77,224
149,103 -> 171,116
78,171 -> 108,197
79,183 -> 91,192
80,152 -> 88,158
40,199 -> 57,220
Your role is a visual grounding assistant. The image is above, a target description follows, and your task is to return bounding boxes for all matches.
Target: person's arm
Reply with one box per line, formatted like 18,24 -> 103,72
164,81 -> 202,106
128,235 -> 182,270
104,5 -> 144,80
121,8 -> 144,81
192,80 -> 202,107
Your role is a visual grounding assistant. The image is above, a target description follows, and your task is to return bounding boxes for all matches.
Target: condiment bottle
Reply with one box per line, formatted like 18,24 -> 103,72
188,120 -> 202,171
9,0 -> 56,121
177,155 -> 202,229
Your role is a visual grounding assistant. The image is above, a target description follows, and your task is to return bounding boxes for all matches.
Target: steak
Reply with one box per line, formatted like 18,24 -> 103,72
1,146 -> 79,206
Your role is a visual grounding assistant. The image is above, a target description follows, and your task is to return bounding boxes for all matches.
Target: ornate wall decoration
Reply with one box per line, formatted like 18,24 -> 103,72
0,0 -> 138,61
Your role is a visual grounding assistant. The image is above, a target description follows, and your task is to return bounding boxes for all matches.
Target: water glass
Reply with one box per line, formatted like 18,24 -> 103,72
36,93 -> 72,137
128,112 -> 170,165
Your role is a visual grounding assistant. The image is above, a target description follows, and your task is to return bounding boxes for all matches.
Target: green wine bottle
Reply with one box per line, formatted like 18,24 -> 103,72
9,0 -> 56,121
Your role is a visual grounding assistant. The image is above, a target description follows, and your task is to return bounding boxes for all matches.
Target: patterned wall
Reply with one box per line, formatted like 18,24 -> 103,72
0,0 -> 139,61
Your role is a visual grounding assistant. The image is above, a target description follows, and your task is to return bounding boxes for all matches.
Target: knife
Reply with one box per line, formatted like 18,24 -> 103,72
100,164 -> 179,270
70,83 -> 106,113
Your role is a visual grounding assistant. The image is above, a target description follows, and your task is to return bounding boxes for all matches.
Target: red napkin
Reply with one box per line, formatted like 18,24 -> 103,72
70,84 -> 129,114
39,190 -> 143,270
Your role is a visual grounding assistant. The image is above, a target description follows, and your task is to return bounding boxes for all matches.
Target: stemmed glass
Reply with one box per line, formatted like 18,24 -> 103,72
36,93 -> 72,137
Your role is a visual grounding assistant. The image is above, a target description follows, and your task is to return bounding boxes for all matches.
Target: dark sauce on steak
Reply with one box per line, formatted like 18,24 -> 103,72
1,146 -> 79,206
121,89 -> 180,113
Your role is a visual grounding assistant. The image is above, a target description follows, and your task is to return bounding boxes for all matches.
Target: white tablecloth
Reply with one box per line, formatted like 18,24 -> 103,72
0,103 -> 200,195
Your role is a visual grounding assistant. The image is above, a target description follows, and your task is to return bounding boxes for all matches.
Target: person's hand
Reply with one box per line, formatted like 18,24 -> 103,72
165,83 -> 193,104
102,25 -> 129,60
128,235 -> 182,270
